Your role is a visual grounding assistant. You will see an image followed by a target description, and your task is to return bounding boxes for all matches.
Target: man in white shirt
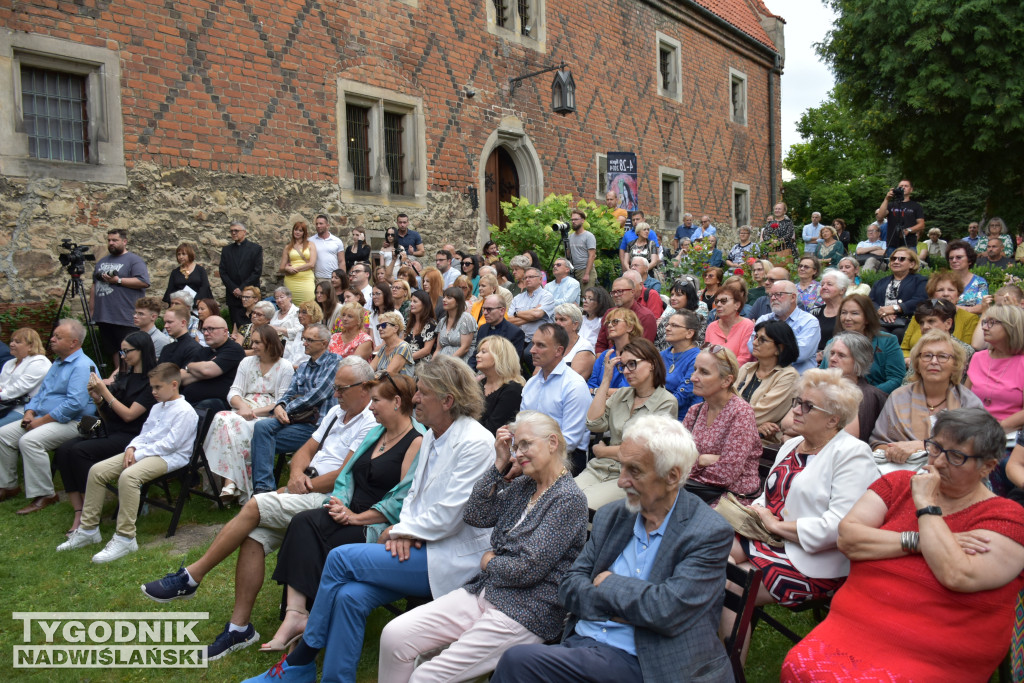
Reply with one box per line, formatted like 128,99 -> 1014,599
521,323 -> 591,473
140,358 -> 377,660
803,212 -> 824,253
855,223 -> 887,271
349,263 -> 374,310
309,214 -> 345,279
544,258 -> 581,306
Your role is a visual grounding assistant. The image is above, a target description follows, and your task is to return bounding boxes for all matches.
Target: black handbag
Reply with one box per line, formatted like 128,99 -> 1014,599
0,396 -> 28,419
77,415 -> 107,439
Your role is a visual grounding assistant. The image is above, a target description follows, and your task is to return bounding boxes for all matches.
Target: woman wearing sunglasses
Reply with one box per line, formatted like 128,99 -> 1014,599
785,409 -> 1024,681
867,246 -> 928,341
461,254 -> 481,296
575,338 -> 677,510
721,369 -> 876,661
587,308 -> 642,391
370,312 -> 415,377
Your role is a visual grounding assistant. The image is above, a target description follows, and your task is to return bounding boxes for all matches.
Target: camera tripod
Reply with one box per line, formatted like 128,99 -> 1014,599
53,272 -> 107,375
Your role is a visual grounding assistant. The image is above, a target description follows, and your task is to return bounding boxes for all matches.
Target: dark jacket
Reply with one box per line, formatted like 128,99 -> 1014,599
868,272 -> 928,320
218,239 -> 263,297
469,320 -> 526,370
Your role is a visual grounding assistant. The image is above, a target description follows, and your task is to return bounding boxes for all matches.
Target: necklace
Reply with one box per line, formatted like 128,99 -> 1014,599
925,396 -> 947,412
378,424 -> 412,453
524,467 -> 569,514
666,349 -> 687,373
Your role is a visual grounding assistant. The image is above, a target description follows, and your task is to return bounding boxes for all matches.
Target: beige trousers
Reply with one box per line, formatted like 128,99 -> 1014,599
574,457 -> 627,511
80,453 -> 168,538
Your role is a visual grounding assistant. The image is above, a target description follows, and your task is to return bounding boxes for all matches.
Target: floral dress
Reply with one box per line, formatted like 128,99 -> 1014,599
203,356 -> 295,504
329,330 -> 372,357
796,280 -> 822,312
761,216 -> 796,253
958,274 -> 988,308
405,321 -> 437,364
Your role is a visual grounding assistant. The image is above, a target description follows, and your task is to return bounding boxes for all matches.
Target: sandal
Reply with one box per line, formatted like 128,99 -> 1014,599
259,607 -> 307,653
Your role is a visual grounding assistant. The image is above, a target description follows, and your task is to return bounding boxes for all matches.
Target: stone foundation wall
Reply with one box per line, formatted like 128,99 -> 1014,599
0,162 -> 478,303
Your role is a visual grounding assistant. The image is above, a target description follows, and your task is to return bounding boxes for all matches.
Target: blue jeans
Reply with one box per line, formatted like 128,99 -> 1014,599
0,410 -> 25,429
249,418 -> 317,492
304,543 -> 431,683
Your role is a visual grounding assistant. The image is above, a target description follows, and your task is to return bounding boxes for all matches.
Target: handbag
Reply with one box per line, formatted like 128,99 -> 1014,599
77,415 -> 107,439
684,479 -> 730,504
287,407 -> 319,425
0,396 -> 28,419
714,493 -> 785,547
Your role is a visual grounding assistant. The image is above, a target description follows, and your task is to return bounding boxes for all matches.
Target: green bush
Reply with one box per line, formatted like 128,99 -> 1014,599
488,194 -> 622,287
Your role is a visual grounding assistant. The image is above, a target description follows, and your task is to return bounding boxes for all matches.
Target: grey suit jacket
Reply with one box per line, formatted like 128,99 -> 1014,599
559,491 -> 735,683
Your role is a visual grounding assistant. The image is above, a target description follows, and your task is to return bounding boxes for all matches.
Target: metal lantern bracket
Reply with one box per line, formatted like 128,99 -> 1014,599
509,61 -> 567,97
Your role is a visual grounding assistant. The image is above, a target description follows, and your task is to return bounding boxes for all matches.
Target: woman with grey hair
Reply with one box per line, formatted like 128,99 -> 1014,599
816,332 -> 888,442
553,303 -> 595,378
837,256 -> 870,297
722,368 -> 877,656
269,286 -> 302,343
811,269 -> 851,361
237,300 -> 275,354
786,408 -> 1024,680
370,311 -> 414,377
378,411 -> 587,681
986,216 -> 1014,258
507,254 -> 532,296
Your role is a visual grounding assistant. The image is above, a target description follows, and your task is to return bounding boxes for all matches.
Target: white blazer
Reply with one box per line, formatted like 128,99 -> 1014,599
390,415 -> 495,597
756,429 -> 878,579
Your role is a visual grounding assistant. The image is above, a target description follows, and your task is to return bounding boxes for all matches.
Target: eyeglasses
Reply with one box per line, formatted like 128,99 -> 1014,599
981,318 -> 1003,329
482,306 -> 503,313
616,359 -> 647,372
462,261 -> 473,266
202,326 -> 228,334
524,274 -> 541,280
665,322 -> 692,330
768,291 -> 793,299
377,371 -> 401,396
752,334 -> 773,345
791,397 -> 833,415
241,295 -> 255,300
118,347 -> 137,357
302,336 -> 326,344
610,288 -> 632,295
333,382 -> 363,393
703,344 -> 727,355
512,438 -> 538,454
606,318 -> 624,327
890,256 -> 909,262
919,352 -> 953,363
713,297 -> 732,306
797,263 -> 813,269
923,439 -> 986,467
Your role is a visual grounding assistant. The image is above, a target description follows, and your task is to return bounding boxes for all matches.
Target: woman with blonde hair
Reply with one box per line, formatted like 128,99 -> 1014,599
683,345 -> 762,504
837,256 -> 871,297
0,328 -> 51,429
390,279 -> 411,320
588,307 -> 643,390
328,302 -> 373,361
476,336 -> 525,434
965,304 -> 1024,443
232,285 -> 261,336
370,311 -> 414,377
279,221 -> 317,305
553,303 -> 596,379
470,274 -> 503,325
748,258 -> 774,303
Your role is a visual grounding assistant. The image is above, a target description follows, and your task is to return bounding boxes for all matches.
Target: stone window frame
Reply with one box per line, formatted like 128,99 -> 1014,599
0,31 -> 126,185
659,166 -> 685,228
656,32 -> 683,103
336,78 -> 426,209
595,153 -> 607,200
729,68 -> 748,126
486,0 -> 546,52
732,182 -> 751,228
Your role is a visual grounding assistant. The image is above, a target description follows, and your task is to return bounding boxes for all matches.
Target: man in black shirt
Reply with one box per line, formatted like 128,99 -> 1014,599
219,222 -> 263,329
468,295 -> 526,370
157,304 -> 206,368
180,316 -> 245,412
877,179 -> 925,254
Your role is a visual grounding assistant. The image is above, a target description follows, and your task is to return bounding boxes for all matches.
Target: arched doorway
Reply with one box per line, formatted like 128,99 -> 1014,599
484,146 -> 520,231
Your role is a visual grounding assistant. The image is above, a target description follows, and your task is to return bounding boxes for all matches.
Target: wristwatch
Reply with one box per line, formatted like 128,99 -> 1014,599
915,505 -> 942,518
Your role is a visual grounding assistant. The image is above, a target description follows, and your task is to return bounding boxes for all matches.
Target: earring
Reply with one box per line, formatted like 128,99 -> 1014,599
394,405 -> 398,411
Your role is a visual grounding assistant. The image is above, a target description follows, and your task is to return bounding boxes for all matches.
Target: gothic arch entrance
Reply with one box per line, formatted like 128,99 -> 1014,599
484,147 -> 519,231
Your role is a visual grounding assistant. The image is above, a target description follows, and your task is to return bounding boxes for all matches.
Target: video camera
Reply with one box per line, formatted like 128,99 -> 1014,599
553,221 -> 571,239
58,238 -> 95,277
891,185 -> 905,203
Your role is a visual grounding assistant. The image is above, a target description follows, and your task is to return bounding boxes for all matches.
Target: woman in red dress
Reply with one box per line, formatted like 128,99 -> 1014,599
783,408 -> 1024,682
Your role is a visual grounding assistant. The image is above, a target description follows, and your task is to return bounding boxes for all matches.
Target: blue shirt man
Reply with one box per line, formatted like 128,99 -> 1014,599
690,215 -> 716,242
748,281 -> 821,374
802,213 -> 823,252
521,325 -> 591,461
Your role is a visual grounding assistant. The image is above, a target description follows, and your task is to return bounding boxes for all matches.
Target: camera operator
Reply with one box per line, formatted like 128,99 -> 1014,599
90,229 -> 151,372
876,179 -> 925,255
567,209 -> 597,286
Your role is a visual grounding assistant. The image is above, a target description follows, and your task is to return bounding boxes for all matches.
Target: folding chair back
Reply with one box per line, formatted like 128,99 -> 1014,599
723,562 -> 762,683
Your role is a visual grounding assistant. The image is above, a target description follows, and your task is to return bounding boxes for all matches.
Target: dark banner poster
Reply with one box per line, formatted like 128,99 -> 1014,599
606,152 -> 639,215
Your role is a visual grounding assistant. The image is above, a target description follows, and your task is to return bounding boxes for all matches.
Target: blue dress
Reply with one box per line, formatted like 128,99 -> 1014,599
958,274 -> 988,308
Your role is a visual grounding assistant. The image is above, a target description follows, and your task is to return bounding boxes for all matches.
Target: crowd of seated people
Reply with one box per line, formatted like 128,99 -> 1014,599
6,209 -> 1024,682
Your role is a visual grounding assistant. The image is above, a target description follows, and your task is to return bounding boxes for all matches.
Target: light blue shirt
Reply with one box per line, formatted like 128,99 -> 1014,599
521,360 -> 591,452
802,222 -> 823,250
510,287 -> 555,342
544,276 -> 581,307
25,348 -> 96,423
575,492 -> 680,655
690,225 -> 717,241
749,307 -> 821,374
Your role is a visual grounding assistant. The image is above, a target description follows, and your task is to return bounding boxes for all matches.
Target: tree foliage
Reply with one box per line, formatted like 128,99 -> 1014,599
783,96 -> 892,239
821,0 -> 1024,211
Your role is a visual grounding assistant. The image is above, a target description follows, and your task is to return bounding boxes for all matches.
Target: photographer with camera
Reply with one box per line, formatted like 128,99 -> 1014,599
90,229 -> 151,372
567,209 -> 597,286
876,179 -> 925,255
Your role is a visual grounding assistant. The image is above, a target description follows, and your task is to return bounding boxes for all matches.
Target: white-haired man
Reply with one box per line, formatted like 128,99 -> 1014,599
492,414 -> 734,683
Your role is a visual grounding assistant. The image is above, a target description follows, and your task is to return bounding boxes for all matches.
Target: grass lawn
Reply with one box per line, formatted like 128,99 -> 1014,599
2,484 -> 816,682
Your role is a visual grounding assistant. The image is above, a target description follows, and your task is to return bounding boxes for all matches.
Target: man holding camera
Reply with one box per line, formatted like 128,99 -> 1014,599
567,209 -> 597,286
876,179 -> 925,255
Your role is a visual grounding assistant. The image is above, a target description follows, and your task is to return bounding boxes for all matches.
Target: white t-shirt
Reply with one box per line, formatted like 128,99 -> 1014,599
310,233 -> 345,279
309,403 -> 377,473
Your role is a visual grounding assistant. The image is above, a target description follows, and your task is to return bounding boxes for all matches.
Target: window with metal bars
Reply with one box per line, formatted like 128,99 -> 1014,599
383,111 -> 405,196
21,65 -> 89,163
346,104 -> 371,192
493,0 -> 509,28
661,178 -> 680,225
659,49 -> 672,92
518,0 -> 530,35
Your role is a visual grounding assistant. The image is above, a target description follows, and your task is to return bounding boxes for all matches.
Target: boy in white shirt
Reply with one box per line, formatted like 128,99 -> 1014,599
58,363 -> 198,563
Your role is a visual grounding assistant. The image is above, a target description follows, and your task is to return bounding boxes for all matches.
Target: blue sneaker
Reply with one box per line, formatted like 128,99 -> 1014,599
140,566 -> 198,602
208,622 -> 260,661
241,654 -> 316,682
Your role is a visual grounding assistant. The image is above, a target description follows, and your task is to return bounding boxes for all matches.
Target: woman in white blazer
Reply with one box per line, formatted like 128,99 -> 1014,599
722,369 -> 877,658
0,329 -> 51,429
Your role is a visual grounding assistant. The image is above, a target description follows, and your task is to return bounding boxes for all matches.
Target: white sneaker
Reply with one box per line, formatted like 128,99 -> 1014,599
92,536 -> 138,564
57,529 -> 102,552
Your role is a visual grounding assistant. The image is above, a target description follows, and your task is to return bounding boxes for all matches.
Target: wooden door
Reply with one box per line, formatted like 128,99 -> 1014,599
484,146 -> 520,231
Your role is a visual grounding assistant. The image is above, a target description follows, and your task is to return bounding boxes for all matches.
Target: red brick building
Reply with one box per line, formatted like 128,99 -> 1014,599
0,0 -> 783,301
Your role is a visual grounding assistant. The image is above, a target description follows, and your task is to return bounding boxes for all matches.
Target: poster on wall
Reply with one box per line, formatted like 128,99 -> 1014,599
606,151 -> 638,231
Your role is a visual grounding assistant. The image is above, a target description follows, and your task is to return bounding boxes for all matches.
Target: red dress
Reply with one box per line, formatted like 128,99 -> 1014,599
782,471 -> 1024,682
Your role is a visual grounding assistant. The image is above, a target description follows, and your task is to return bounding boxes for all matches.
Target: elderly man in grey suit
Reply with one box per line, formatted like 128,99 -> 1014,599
492,414 -> 735,683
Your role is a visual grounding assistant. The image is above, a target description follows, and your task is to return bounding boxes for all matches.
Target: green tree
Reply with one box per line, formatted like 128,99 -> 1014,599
783,96 -> 892,239
821,0 -> 1024,215
488,194 -> 621,285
